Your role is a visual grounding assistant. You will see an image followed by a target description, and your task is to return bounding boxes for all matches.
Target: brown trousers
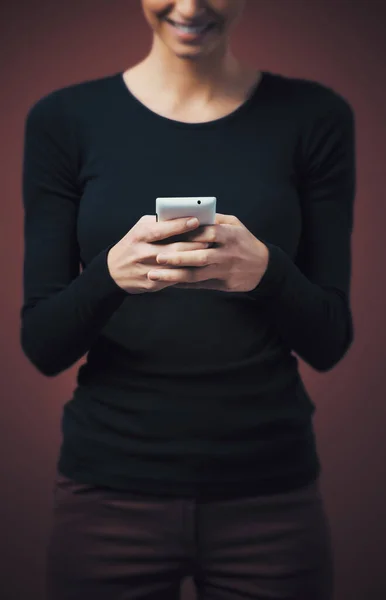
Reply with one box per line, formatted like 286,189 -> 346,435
46,470 -> 334,600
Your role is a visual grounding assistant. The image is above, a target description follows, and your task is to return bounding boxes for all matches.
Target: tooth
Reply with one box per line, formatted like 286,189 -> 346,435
178,24 -> 206,33
173,21 -> 207,34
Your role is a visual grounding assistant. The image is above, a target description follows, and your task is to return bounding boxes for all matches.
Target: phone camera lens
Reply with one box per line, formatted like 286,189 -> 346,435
197,200 -> 201,204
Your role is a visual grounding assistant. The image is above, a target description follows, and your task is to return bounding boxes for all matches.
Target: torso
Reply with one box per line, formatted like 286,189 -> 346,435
122,66 -> 263,124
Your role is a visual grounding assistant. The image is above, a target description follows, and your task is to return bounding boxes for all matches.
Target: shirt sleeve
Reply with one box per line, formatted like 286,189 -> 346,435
250,91 -> 356,372
20,91 -> 128,377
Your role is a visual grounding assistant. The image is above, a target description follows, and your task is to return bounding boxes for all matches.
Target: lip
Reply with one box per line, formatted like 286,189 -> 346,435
169,19 -> 211,27
166,19 -> 216,43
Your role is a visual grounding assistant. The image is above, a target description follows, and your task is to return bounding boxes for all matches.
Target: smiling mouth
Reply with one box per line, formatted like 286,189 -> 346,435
166,19 -> 216,36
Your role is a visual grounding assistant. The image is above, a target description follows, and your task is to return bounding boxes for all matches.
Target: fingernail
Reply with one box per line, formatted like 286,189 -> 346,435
187,218 -> 198,227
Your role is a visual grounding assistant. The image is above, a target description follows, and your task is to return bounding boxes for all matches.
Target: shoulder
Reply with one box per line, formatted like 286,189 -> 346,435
266,70 -> 354,122
24,72 -> 119,125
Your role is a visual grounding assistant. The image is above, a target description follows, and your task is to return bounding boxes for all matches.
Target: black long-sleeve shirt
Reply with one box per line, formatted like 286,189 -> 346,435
20,69 -> 356,498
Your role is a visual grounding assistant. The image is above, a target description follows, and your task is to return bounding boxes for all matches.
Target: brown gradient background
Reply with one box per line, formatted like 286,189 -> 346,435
1,0 -> 385,599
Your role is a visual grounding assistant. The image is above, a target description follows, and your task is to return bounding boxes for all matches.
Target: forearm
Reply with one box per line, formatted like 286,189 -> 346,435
251,242 -> 353,371
21,246 -> 128,376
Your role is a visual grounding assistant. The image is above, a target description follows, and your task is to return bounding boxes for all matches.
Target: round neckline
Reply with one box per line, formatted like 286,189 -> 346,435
114,69 -> 270,130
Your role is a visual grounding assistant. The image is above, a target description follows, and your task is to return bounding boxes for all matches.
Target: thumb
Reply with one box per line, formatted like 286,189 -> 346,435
215,213 -> 240,225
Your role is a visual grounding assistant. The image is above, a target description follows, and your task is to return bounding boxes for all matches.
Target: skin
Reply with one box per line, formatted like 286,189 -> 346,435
108,0 -> 269,294
150,213 -> 269,292
141,0 -> 246,62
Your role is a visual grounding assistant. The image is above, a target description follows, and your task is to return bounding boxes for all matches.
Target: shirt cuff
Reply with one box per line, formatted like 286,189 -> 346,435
82,243 -> 130,301
248,242 -> 288,300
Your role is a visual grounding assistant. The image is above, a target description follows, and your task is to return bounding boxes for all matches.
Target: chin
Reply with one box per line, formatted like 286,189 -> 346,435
165,35 -> 222,61
171,46 -> 209,60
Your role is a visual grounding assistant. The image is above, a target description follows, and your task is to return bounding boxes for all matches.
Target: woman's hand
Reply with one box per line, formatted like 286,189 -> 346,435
107,215 -> 209,294
148,213 -> 270,292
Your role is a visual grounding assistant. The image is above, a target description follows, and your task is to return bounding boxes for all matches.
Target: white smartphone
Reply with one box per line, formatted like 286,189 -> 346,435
156,196 -> 217,225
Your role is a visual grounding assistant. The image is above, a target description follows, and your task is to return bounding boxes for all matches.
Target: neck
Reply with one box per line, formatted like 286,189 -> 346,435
140,36 -> 245,102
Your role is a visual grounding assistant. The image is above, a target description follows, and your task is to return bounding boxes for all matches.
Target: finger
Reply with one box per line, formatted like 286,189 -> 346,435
141,216 -> 200,243
169,241 -> 210,252
148,242 -> 209,261
156,248 -> 215,267
182,225 -> 223,245
147,266 -> 212,284
215,213 -> 240,225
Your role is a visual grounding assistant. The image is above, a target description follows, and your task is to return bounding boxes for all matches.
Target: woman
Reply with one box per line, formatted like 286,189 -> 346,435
21,1 -> 356,599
